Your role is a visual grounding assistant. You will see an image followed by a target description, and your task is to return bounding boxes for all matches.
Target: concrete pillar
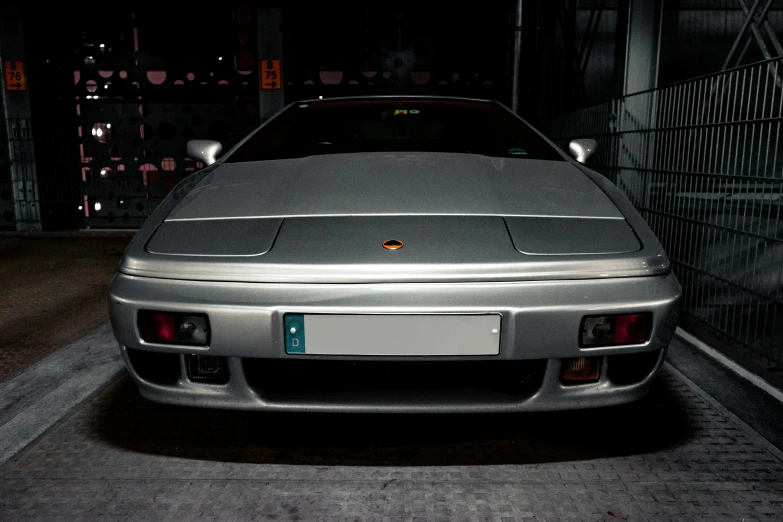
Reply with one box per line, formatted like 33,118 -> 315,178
613,0 -> 663,208
257,1 -> 285,120
0,5 -> 41,230
621,0 -> 663,96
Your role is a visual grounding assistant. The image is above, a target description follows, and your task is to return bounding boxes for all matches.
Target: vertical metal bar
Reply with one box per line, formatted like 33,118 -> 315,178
710,72 -> 728,329
764,60 -> 779,184
719,69 -> 747,332
696,78 -> 714,309
511,0 -> 524,113
739,65 -> 764,346
758,59 -> 770,178
751,65 -> 769,352
667,84 -> 682,253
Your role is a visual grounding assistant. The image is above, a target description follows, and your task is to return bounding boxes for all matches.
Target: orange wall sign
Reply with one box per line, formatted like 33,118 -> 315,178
4,61 -> 27,91
260,59 -> 281,90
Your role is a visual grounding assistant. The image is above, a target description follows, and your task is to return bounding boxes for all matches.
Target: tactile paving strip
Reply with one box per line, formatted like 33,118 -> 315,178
1,367 -> 782,521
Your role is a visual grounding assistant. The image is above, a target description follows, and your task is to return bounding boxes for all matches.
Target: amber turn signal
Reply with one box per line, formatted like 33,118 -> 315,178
560,356 -> 600,384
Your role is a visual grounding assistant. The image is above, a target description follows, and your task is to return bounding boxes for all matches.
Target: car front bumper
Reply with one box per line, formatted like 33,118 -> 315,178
108,271 -> 681,412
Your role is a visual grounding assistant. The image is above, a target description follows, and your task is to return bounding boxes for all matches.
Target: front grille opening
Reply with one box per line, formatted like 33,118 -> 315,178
126,348 -> 181,385
242,359 -> 547,400
607,349 -> 662,385
186,355 -> 229,385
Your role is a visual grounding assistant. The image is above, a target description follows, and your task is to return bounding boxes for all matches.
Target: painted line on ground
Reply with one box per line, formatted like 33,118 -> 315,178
664,361 -> 783,463
0,323 -> 123,465
676,327 -> 783,404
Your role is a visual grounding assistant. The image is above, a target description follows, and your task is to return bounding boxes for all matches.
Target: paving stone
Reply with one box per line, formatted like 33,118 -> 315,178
0,236 -> 131,383
0,367 -> 782,521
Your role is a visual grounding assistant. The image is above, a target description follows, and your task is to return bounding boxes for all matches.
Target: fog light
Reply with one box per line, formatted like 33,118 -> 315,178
580,313 -> 651,347
138,310 -> 209,346
561,356 -> 600,384
186,355 -> 229,384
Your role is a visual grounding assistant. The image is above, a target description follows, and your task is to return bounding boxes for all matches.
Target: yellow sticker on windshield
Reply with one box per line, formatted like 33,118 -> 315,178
394,109 -> 420,115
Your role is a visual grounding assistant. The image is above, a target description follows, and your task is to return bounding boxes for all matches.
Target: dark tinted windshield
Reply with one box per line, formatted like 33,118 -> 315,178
226,99 -> 565,162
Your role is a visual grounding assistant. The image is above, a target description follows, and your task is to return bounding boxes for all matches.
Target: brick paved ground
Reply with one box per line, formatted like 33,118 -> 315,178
0,235 -> 131,382
1,365 -> 781,521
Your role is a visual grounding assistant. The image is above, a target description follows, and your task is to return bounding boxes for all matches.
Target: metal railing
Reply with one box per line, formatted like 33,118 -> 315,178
549,57 -> 783,370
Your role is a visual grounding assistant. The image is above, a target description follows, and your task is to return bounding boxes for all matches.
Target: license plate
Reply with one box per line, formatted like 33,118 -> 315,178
283,314 -> 501,356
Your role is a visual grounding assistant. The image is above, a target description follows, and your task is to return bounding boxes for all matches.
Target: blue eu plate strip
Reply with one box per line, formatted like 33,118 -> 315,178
284,314 -> 305,354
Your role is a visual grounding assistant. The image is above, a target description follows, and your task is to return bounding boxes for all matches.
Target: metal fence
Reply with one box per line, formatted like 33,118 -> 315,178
549,57 -> 783,370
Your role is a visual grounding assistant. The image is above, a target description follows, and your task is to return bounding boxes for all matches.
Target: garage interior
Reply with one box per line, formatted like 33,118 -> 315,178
1,1 -> 783,520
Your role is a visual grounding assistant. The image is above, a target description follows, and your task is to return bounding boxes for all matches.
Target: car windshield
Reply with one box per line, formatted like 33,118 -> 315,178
225,99 -> 565,163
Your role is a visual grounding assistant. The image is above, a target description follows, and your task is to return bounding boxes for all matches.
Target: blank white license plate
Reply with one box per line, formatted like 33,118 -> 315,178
284,314 -> 501,356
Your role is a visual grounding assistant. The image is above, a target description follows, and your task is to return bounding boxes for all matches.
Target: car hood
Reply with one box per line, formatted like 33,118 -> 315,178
118,153 -> 671,283
165,152 -> 623,221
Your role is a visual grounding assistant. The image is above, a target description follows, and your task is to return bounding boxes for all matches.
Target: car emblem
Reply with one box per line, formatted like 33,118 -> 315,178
382,239 -> 404,250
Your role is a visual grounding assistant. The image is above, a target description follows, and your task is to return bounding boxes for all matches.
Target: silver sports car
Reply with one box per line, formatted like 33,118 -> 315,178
108,96 -> 681,413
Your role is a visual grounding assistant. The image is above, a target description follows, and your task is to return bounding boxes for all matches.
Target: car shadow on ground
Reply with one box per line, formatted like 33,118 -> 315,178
89,373 -> 693,466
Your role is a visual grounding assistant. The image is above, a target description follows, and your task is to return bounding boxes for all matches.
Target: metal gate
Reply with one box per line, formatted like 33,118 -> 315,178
549,56 -> 783,370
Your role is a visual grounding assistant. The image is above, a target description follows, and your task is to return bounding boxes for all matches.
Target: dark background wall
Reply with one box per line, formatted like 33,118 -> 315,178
3,0 -> 781,229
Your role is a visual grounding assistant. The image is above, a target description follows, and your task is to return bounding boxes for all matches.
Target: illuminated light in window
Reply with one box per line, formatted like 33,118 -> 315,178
104,84 -> 109,89
146,71 -> 166,85
78,205 -> 83,210
318,95 -> 323,99
161,157 -> 176,171
106,123 -> 111,128
411,71 -> 431,85
100,169 -> 107,177
319,71 -> 343,84
119,199 -> 124,205
218,56 -> 223,61
99,43 -> 105,49
93,123 -> 111,143
94,202 -> 102,211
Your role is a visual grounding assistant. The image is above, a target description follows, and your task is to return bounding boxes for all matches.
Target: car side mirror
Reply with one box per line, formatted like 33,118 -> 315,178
186,139 -> 223,166
568,139 -> 597,165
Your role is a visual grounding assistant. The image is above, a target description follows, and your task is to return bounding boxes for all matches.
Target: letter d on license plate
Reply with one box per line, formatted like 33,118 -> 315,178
284,314 -> 306,353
